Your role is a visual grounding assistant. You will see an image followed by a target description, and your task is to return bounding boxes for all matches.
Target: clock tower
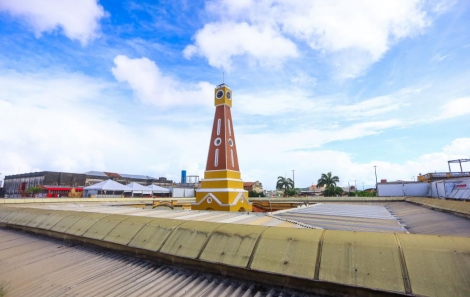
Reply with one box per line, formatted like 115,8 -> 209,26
192,83 -> 252,212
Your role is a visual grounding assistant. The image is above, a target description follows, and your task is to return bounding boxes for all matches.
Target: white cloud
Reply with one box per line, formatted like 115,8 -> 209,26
1,69 -> 467,191
0,0 -> 106,45
290,72 -> 317,87
184,22 -> 298,71
111,55 -> 213,107
440,97 -> 470,119
0,69 -> 212,181
187,0 -> 429,77
239,136 -> 470,190
443,138 -> 470,157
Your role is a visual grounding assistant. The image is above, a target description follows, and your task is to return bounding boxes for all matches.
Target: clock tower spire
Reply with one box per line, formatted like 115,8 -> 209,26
192,83 -> 252,212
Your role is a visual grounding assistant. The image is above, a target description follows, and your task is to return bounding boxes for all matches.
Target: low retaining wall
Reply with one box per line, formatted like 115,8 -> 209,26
0,197 -> 195,204
1,206 -> 469,297
406,197 -> 470,218
250,197 -> 405,203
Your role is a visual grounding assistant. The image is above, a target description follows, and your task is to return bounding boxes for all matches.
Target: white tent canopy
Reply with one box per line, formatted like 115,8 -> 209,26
84,180 -> 132,191
83,180 -> 131,197
127,182 -> 152,195
147,184 -> 170,193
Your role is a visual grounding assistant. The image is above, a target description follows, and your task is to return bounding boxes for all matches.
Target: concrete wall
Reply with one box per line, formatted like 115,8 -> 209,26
43,172 -> 86,187
172,188 -> 195,197
378,182 -> 430,197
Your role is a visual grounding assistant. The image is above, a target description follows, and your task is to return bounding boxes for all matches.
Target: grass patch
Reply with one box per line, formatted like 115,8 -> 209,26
0,281 -> 9,297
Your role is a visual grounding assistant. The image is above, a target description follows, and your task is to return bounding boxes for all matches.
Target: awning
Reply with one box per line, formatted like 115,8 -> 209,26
41,186 -> 84,191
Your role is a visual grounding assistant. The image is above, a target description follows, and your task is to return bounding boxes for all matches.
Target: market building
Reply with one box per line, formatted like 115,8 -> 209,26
3,170 -> 174,198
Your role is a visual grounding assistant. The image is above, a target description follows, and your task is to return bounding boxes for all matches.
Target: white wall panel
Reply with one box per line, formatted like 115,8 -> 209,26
403,183 -> 430,197
378,183 -> 404,196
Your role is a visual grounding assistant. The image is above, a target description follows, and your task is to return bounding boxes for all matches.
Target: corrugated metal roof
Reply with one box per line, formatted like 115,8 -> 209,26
2,205 -> 470,297
274,204 -> 407,233
13,203 -> 300,228
385,201 -> 470,237
83,171 -> 108,177
119,173 -> 149,180
0,228 -> 320,297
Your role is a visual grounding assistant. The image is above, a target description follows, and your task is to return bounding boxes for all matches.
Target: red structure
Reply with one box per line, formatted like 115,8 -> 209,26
40,186 -> 83,198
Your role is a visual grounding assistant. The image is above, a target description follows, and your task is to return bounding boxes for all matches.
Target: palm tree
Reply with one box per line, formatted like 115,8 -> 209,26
323,185 -> 344,197
317,172 -> 340,188
276,176 -> 294,197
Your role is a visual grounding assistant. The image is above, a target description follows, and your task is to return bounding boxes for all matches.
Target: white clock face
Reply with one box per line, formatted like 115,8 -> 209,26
216,90 -> 224,99
226,92 -> 231,100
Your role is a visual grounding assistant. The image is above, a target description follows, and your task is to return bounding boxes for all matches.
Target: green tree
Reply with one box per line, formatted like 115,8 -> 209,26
248,190 -> 265,197
317,172 -> 340,188
276,176 -> 294,197
348,190 -> 376,197
285,188 -> 301,197
25,186 -> 43,195
323,185 -> 344,197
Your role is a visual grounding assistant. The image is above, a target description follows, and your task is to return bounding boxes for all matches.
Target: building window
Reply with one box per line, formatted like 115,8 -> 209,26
215,149 -> 219,167
217,119 -> 221,135
228,119 -> 232,136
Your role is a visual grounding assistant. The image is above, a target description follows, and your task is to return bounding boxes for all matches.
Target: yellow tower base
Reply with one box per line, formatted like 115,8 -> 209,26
192,170 -> 252,212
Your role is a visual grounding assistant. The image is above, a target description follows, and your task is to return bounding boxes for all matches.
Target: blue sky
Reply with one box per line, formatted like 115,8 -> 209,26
0,0 -> 469,190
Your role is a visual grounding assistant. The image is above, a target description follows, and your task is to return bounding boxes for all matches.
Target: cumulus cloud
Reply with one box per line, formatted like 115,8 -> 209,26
0,70 -> 211,181
184,22 -> 298,71
440,97 -> 470,119
239,136 -> 470,190
111,55 -> 213,107
186,0 -> 429,77
1,69 -> 467,190
0,0 -> 106,45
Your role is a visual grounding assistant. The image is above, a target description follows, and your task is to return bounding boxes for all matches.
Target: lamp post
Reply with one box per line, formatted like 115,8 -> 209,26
354,180 -> 357,194
292,170 -> 295,189
374,165 -> 378,195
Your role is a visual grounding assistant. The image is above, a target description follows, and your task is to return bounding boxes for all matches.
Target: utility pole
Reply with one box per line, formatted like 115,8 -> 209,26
292,170 -> 295,189
374,165 -> 378,196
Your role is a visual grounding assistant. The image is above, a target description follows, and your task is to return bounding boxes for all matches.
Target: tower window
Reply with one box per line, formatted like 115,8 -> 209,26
214,137 -> 222,146
215,149 -> 219,167
228,119 -> 232,136
217,119 -> 221,135
231,149 -> 235,167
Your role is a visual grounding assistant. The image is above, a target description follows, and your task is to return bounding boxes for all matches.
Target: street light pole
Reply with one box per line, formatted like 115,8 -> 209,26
354,180 -> 357,193
374,165 -> 378,195
292,170 -> 295,189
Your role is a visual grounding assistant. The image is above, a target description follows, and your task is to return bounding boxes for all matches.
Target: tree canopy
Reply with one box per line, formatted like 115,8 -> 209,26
317,172 -> 340,188
25,186 -> 43,194
323,185 -> 344,197
276,176 -> 294,197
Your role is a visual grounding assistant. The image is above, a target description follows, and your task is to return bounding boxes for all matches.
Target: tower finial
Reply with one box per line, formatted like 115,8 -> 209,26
223,71 -> 224,84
